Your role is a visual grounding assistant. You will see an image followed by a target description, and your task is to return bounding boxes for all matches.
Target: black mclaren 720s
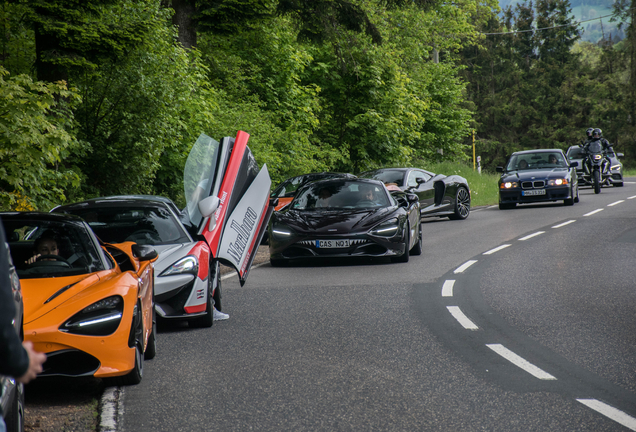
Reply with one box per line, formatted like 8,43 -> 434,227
268,178 -> 422,266
358,167 -> 470,220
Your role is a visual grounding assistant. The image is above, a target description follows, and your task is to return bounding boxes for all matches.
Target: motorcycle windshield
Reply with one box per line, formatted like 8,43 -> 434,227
184,131 -> 274,285
588,141 -> 603,153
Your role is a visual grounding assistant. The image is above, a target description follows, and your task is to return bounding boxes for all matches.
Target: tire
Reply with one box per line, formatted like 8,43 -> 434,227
564,185 -> 575,206
144,308 -> 157,360
4,382 -> 24,432
499,202 -> 516,210
212,272 -> 222,313
114,304 -> 144,386
190,279 -> 214,328
448,187 -> 470,220
410,225 -> 422,256
593,170 -> 601,194
574,185 -> 580,203
392,224 -> 410,263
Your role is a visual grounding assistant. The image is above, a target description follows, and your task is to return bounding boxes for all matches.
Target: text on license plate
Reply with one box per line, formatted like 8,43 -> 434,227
522,189 -> 546,196
316,239 -> 350,248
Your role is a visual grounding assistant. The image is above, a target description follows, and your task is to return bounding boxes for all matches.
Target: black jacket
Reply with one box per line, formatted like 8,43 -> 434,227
0,217 -> 29,379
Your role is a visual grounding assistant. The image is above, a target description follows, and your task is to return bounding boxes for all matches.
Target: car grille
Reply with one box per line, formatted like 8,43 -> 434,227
521,181 -> 545,189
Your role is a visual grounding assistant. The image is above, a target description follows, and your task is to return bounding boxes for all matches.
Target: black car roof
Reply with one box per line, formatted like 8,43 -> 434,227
0,211 -> 86,223
53,195 -> 176,212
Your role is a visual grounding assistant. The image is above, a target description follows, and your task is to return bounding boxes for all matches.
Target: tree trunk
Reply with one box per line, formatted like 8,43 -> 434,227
170,0 -> 198,49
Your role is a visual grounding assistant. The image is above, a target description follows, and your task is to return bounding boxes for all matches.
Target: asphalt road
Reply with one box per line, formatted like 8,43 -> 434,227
118,180 -> 636,431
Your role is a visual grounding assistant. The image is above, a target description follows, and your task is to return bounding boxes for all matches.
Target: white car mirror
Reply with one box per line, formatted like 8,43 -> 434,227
198,196 -> 220,218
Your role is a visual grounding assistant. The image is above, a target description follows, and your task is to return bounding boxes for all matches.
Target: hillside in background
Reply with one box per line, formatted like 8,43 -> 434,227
499,0 -> 625,42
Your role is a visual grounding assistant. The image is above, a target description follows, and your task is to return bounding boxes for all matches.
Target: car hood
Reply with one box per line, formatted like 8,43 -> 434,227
276,207 -> 396,234
22,273 -> 104,325
501,168 -> 570,182
152,242 -> 199,273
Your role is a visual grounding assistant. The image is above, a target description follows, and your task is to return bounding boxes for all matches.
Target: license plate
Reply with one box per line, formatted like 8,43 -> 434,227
522,189 -> 546,196
316,239 -> 350,248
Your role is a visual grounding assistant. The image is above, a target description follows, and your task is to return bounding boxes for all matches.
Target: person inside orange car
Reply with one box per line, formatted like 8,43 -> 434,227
26,231 -> 62,265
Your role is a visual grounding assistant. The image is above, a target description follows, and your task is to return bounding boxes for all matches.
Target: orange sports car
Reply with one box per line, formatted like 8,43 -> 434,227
1,212 -> 158,385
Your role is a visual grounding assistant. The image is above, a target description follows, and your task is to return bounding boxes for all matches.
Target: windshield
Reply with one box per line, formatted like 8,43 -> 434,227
506,152 -> 566,170
587,141 -> 603,153
359,170 -> 405,187
292,181 -> 391,210
3,218 -> 106,279
184,133 -> 222,228
65,206 -> 190,246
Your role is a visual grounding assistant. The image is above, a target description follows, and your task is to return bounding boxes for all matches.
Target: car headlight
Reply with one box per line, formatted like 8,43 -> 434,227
500,182 -> 518,189
160,256 -> 198,277
271,225 -> 294,240
548,178 -> 568,186
370,218 -> 399,237
611,165 -> 621,171
60,295 -> 124,336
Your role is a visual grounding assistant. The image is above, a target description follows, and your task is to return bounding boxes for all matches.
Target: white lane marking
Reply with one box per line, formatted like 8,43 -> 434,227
442,280 -> 455,297
483,244 -> 511,255
519,231 -> 545,241
486,344 -> 557,380
628,195 -> 636,200
584,209 -> 604,216
608,200 -> 625,207
454,260 -> 477,274
100,387 -> 120,432
221,262 -> 267,280
447,306 -> 479,330
577,399 -> 636,431
552,220 -> 576,228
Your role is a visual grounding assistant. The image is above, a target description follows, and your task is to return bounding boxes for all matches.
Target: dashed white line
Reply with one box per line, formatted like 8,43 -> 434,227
628,195 -> 636,200
577,399 -> 636,431
608,200 -> 625,207
519,231 -> 545,241
584,209 -> 604,216
442,280 -> 455,297
447,306 -> 479,330
552,220 -> 576,228
454,260 -> 477,274
486,344 -> 557,380
483,244 -> 511,255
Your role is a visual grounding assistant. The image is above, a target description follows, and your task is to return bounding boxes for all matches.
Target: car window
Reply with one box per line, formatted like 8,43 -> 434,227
568,147 -> 585,159
407,170 -> 431,187
68,206 -> 190,246
3,219 -> 107,279
506,152 -> 566,170
359,170 -> 405,187
292,181 -> 390,210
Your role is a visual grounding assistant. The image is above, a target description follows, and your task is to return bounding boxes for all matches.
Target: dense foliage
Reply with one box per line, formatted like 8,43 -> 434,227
0,0 -> 633,211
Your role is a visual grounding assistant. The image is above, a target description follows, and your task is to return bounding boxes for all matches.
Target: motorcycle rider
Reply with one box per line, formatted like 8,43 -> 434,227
584,128 -> 612,178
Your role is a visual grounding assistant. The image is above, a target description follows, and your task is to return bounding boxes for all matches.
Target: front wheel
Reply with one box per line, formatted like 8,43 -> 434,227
564,185 -> 575,206
593,170 -> 601,194
410,225 -> 422,256
392,224 -> 411,263
449,187 -> 470,220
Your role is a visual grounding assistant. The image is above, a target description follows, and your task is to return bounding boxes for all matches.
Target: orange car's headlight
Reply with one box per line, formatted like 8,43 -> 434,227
60,295 -> 124,336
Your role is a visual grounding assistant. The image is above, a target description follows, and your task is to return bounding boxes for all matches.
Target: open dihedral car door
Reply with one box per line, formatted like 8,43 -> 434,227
184,131 -> 274,285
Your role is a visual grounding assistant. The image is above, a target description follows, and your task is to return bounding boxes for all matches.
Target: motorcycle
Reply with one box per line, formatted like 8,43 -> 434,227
582,140 -> 611,194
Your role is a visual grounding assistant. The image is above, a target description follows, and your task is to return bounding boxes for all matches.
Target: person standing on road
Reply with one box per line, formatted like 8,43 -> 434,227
0,217 -> 47,432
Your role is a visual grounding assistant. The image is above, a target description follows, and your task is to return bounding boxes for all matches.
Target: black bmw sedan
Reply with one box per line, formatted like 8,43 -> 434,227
268,179 -> 422,265
496,149 -> 579,209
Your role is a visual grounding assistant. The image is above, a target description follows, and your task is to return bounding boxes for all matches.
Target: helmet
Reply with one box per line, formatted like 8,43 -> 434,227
593,128 -> 602,139
586,128 -> 594,138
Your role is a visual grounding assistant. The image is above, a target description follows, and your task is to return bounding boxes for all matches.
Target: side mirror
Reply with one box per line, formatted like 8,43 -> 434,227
570,161 -> 579,168
617,153 -> 624,158
416,177 -> 426,185
406,193 -> 419,204
131,244 -> 158,261
199,196 -> 220,218
496,166 -> 504,173
270,197 -> 279,207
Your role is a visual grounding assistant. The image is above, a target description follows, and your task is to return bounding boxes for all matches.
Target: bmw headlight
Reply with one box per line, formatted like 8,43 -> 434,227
371,218 -> 399,237
611,164 -> 621,171
61,295 -> 124,336
548,178 -> 568,186
271,225 -> 294,240
160,256 -> 198,277
500,182 -> 518,189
